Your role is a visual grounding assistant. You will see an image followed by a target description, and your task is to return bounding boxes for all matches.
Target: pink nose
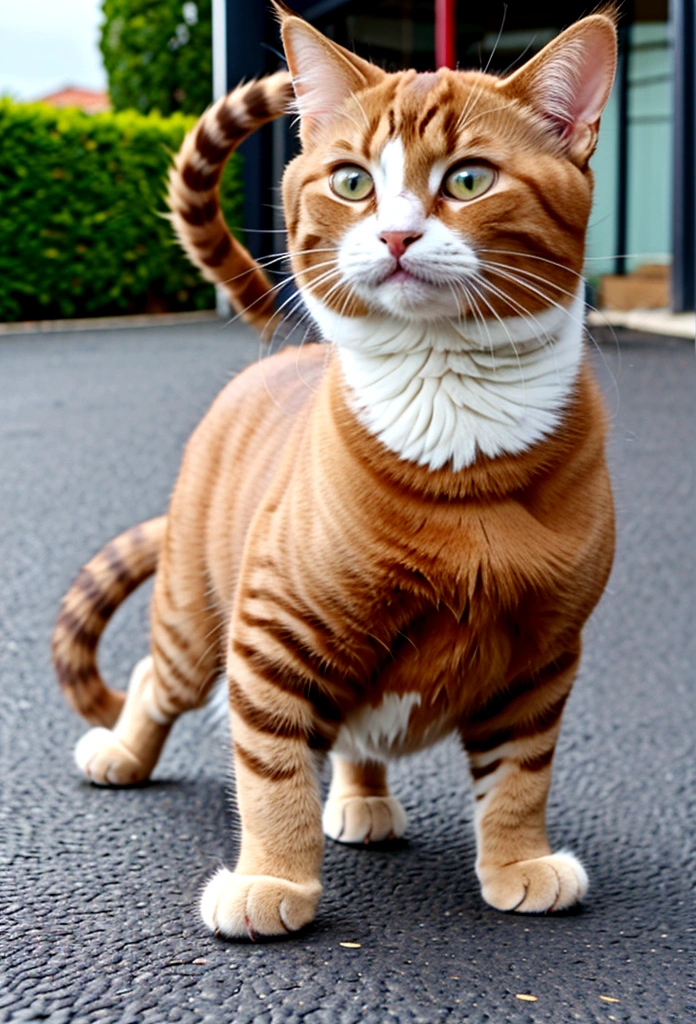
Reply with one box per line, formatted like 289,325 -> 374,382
379,230 -> 423,260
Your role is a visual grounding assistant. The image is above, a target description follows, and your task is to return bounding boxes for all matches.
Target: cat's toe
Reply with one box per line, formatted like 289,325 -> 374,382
322,795 -> 407,844
74,727 -> 150,786
479,851 -> 588,913
201,868 -> 321,939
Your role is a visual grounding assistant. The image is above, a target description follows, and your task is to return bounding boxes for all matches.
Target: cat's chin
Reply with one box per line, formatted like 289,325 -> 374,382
358,277 -> 462,320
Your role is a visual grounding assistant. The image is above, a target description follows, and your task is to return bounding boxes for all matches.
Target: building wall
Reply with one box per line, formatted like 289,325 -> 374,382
586,21 -> 673,281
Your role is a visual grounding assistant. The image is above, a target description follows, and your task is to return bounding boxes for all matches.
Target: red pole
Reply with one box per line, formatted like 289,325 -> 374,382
435,0 -> 456,69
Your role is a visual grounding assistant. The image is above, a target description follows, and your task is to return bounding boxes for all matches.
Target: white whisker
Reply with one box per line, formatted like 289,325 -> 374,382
466,275 -> 526,391
477,261 -> 620,405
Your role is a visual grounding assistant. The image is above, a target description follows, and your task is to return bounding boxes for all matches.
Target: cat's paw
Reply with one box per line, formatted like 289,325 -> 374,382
479,851 -> 588,913
74,727 -> 150,786
200,869 -> 322,939
322,794 -> 407,844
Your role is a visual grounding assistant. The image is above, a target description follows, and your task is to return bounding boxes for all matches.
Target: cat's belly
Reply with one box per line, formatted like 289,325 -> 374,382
331,691 -> 450,761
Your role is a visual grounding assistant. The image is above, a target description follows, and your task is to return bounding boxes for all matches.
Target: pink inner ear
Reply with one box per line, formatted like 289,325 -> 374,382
283,20 -> 366,123
567,32 -> 617,127
526,22 -> 617,137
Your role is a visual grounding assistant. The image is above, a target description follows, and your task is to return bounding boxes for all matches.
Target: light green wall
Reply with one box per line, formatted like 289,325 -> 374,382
585,22 -> 672,283
586,74 -> 619,280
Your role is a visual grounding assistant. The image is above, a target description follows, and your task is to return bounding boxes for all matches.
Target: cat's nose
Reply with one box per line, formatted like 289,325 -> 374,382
379,231 -> 423,259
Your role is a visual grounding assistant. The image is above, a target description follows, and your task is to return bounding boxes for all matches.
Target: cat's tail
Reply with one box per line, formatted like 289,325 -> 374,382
52,517 -> 166,728
167,72 -> 294,334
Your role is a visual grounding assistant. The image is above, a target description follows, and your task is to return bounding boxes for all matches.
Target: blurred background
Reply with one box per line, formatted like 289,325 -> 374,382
0,0 -> 693,326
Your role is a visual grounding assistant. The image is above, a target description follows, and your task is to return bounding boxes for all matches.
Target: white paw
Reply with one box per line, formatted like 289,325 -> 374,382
322,794 -> 407,844
200,868 -> 322,939
479,851 -> 588,913
74,727 -> 150,786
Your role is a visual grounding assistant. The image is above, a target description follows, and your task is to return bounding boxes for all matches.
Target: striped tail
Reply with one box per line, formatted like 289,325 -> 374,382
52,517 -> 166,728
167,72 -> 294,333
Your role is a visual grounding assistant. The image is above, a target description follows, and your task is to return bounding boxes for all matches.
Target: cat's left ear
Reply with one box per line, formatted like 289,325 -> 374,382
499,12 -> 617,167
275,6 -> 385,141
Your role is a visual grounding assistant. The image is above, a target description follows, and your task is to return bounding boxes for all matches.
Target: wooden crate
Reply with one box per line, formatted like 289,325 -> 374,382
600,265 -> 671,310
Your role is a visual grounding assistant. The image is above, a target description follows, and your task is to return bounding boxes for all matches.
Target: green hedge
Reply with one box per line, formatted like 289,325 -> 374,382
0,99 -> 242,322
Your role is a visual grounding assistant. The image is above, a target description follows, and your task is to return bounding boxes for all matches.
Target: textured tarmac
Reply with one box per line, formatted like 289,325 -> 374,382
0,322 -> 694,1024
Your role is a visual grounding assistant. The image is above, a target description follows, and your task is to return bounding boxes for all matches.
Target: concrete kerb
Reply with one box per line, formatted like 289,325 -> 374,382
587,308 -> 695,340
1,307 -> 692,344
0,310 -> 220,336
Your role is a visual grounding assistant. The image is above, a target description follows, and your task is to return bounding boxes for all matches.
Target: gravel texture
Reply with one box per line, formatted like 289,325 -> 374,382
0,322 -> 693,1024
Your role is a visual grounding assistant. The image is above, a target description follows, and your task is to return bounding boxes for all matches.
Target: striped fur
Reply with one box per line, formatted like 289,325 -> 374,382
55,8 -> 618,939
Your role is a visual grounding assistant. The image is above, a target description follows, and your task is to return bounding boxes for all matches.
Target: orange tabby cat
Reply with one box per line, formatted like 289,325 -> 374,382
53,7 -> 617,938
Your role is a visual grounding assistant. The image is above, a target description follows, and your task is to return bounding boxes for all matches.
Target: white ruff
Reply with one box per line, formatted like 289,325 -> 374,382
333,692 -> 422,761
303,285 -> 585,470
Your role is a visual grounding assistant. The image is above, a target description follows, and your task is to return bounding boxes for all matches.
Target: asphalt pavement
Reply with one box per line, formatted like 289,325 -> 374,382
0,320 -> 693,1024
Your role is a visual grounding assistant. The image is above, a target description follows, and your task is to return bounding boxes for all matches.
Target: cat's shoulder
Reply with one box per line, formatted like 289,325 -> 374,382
199,341 -> 329,423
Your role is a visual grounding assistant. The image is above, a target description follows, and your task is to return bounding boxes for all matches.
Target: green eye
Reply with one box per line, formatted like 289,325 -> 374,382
443,164 -> 496,201
330,165 -> 374,201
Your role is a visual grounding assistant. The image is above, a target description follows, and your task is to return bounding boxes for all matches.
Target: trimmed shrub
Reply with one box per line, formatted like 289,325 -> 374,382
0,99 -> 242,321
101,0 -> 213,115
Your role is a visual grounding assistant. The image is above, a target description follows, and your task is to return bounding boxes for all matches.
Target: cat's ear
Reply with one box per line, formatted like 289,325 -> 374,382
499,13 -> 617,167
275,7 -> 385,140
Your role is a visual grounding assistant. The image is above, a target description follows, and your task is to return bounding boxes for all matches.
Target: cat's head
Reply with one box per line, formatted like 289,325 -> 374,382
279,6 -> 617,346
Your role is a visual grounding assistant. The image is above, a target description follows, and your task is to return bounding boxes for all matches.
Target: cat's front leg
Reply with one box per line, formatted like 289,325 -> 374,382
461,647 -> 588,913
201,627 -> 337,939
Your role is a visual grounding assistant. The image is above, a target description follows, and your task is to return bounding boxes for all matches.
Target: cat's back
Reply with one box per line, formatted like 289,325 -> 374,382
182,341 -> 327,487
168,342 -> 328,605
214,340 -> 327,424
188,338 -> 325,449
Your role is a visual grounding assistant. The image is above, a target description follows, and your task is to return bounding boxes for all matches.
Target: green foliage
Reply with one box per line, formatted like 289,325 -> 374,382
101,0 -> 213,115
0,99 -> 242,321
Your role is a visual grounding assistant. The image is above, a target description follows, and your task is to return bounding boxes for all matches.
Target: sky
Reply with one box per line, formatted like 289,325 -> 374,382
0,0 -> 107,100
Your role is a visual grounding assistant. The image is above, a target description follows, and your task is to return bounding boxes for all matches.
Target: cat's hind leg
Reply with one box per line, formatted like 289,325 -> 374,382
75,654 -> 172,785
322,755 -> 407,844
75,566 -> 223,786
462,647 -> 587,913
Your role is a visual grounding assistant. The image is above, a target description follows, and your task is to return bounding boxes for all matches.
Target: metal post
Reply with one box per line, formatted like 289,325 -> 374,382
670,0 -> 696,312
614,19 -> 631,277
211,0 -> 227,101
211,0 -> 230,316
435,0 -> 457,69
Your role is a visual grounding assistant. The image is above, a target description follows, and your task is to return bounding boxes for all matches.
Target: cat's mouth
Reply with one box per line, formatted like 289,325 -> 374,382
380,263 -> 429,287
361,259 -> 465,317
384,267 -> 420,284
343,252 -> 466,318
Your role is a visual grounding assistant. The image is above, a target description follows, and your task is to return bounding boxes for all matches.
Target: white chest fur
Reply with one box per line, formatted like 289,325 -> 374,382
333,692 -> 422,761
303,285 -> 585,471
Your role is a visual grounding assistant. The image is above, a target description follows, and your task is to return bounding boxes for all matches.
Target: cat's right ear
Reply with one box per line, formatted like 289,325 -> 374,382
274,5 -> 385,141
498,12 -> 617,168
